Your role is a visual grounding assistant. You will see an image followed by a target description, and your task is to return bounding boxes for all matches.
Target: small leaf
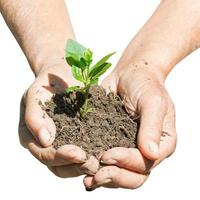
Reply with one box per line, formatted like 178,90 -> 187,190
83,49 -> 93,65
66,39 -> 87,58
66,52 -> 86,69
80,57 -> 87,67
65,86 -> 80,93
66,55 -> 80,68
90,78 -> 99,85
71,65 -> 83,82
65,39 -> 88,69
89,52 -> 115,76
84,49 -> 93,60
90,62 -> 112,80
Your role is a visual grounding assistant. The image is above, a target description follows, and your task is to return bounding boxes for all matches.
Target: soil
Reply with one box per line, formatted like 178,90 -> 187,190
42,86 -> 138,158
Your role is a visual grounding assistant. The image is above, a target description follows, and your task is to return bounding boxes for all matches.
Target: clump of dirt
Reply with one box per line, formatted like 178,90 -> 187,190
42,86 -> 138,158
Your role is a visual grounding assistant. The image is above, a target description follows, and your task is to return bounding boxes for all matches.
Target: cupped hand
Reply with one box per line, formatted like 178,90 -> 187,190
83,61 -> 177,190
19,64 -> 99,178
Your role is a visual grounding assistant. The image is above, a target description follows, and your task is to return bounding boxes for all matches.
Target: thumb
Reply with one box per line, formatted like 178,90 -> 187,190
24,88 -> 56,147
137,95 -> 167,160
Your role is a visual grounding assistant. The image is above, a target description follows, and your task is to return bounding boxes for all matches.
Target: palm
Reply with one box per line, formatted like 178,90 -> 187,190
19,65 -> 99,178
83,65 -> 177,189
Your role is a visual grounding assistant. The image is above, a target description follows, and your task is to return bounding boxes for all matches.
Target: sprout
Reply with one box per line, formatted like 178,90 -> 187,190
65,39 -> 115,117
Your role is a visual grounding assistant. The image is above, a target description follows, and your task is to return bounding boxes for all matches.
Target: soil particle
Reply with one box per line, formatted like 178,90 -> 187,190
42,86 -> 138,158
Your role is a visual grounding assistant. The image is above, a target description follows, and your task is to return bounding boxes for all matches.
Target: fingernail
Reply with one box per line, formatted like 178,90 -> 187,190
100,159 -> 117,164
148,142 -> 159,154
38,128 -> 51,147
85,187 -> 94,192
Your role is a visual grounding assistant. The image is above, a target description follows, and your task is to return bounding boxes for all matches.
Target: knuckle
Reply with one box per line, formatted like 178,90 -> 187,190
45,154 -> 56,166
37,150 -> 47,165
37,150 -> 53,166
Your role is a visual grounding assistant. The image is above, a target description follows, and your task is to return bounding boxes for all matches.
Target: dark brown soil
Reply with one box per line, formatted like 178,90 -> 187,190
42,86 -> 138,158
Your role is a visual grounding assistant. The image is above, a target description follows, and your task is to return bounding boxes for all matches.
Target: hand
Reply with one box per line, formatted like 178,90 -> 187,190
19,64 -> 99,178
83,61 -> 177,189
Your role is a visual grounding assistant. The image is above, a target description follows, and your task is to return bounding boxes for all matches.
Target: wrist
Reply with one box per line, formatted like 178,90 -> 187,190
113,37 -> 181,83
32,57 -> 78,87
26,37 -> 75,76
114,58 -> 168,85
29,53 -> 66,77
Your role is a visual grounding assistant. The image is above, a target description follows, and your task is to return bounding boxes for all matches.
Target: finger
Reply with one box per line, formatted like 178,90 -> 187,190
56,145 -> 87,164
81,155 -> 100,175
24,85 -> 56,147
84,176 -> 119,191
19,96 -> 32,149
100,132 -> 176,175
29,141 -> 87,166
149,128 -> 177,169
100,147 -> 154,174
19,109 -> 86,166
137,94 -> 167,160
100,103 -> 176,176
84,166 -> 149,190
19,122 -> 71,166
101,73 -> 118,94
20,96 -> 88,166
48,164 -> 83,178
159,101 -> 177,159
83,176 -> 95,189
83,176 -> 118,191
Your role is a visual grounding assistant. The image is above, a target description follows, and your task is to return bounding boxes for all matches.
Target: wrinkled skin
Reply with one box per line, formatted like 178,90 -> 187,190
83,63 -> 177,189
18,62 -> 177,190
18,64 -> 99,178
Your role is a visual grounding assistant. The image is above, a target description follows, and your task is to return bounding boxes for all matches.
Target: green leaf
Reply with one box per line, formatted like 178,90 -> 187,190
90,62 -> 112,80
65,39 -> 88,69
83,49 -> 93,65
66,55 -> 81,68
89,52 -> 115,76
90,78 -> 99,85
65,86 -> 80,93
66,52 -> 86,69
66,39 -> 87,58
71,65 -> 83,82
84,49 -> 93,60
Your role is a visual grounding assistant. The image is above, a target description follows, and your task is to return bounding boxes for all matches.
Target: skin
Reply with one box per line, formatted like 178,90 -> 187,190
1,0 -> 200,190
0,0 -> 99,177
84,0 -> 200,189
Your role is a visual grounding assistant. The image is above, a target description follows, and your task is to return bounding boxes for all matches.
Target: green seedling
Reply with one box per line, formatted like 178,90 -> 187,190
65,39 -> 115,117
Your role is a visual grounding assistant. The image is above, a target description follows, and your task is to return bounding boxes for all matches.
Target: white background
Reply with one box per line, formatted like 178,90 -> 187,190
0,0 -> 200,199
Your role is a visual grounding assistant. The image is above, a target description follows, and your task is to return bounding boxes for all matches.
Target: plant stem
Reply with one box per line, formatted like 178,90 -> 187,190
79,66 -> 91,118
